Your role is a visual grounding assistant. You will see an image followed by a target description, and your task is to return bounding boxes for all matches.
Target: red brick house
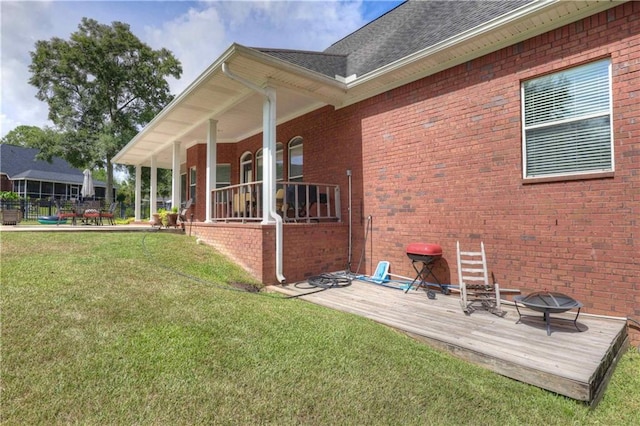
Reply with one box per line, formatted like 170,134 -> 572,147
114,1 -> 639,338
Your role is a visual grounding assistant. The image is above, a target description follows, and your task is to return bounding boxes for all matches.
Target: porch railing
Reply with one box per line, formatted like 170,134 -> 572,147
211,181 -> 341,223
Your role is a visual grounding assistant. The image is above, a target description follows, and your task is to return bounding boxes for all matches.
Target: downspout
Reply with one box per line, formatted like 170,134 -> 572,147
221,62 -> 286,284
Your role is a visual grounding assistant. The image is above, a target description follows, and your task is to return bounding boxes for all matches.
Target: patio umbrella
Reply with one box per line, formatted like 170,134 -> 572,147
81,169 -> 95,199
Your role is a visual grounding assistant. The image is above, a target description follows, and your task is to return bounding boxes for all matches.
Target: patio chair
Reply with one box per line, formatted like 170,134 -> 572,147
100,202 -> 117,225
233,192 -> 254,217
81,201 -> 101,225
457,241 -> 503,316
276,188 -> 285,215
283,185 -> 318,220
178,199 -> 193,228
55,199 -> 78,225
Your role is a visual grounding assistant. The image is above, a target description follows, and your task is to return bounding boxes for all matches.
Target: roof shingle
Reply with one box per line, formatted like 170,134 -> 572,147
0,144 -> 105,186
258,0 -> 532,78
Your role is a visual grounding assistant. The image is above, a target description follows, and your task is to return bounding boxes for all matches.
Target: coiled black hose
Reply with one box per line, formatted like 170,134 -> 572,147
288,273 -> 352,298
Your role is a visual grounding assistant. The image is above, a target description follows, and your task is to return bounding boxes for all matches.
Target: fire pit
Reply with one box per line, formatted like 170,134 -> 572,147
514,291 -> 583,336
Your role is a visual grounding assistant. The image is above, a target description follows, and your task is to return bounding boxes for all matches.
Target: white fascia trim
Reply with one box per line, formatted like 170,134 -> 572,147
235,45 -> 348,94
346,0 -> 616,90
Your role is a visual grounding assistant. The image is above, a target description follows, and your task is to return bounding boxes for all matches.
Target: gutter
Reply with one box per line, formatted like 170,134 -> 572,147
221,62 -> 286,284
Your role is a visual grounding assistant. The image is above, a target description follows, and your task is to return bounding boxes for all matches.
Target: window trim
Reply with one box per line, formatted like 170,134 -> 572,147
521,58 -> 614,182
256,148 -> 263,183
189,167 -> 197,203
288,136 -> 303,182
276,142 -> 284,182
240,151 -> 253,184
256,143 -> 284,182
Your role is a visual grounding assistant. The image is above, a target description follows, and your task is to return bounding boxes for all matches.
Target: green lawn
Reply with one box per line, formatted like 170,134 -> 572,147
1,232 -> 638,425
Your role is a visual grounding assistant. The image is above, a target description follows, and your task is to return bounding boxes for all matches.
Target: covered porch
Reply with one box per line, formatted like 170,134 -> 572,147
112,44 -> 353,284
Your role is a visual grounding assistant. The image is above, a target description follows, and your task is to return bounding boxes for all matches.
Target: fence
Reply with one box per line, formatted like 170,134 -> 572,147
0,199 -> 128,222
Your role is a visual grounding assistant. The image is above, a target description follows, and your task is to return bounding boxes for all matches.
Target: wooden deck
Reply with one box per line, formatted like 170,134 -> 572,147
272,277 -> 628,405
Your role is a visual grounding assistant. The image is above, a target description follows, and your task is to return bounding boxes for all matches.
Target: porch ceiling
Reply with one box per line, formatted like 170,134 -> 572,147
113,45 -> 345,169
113,0 -> 620,170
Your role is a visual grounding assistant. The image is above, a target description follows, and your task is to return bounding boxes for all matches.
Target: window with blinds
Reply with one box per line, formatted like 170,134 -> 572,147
216,164 -> 230,189
522,59 -> 613,179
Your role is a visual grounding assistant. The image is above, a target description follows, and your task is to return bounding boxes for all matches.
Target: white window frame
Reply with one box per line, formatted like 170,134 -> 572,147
180,173 -> 187,204
288,137 -> 303,182
256,148 -> 263,183
276,142 -> 284,181
189,167 -> 196,203
521,59 -> 614,180
240,151 -> 253,184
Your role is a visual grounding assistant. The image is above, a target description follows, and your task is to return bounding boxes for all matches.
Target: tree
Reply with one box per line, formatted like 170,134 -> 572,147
28,18 -> 182,203
0,125 -> 47,147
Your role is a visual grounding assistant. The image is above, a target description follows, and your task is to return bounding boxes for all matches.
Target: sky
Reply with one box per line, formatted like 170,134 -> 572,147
0,0 -> 404,138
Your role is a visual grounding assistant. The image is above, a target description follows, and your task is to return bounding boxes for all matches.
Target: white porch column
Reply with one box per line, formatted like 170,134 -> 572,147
205,119 -> 217,223
221,63 -> 284,283
262,86 -> 276,224
171,141 -> 181,210
150,155 -> 158,216
135,165 -> 142,221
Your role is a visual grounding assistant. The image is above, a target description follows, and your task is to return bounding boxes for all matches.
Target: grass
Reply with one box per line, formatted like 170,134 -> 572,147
1,232 -> 638,425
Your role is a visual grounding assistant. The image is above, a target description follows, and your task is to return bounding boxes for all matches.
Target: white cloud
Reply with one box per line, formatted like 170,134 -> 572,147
144,4 -> 230,94
0,1 -> 58,135
0,0 -> 376,138
144,1 -> 367,96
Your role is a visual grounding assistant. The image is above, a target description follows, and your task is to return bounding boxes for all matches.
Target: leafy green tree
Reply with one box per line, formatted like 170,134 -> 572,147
0,125 -> 47,147
28,18 -> 182,203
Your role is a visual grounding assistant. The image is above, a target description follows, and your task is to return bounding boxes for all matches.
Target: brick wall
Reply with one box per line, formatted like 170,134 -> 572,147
348,3 -> 639,323
186,3 -> 638,341
191,222 -> 348,284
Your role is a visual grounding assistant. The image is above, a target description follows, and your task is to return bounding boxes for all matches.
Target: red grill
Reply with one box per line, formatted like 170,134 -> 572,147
405,243 -> 447,296
406,243 -> 442,260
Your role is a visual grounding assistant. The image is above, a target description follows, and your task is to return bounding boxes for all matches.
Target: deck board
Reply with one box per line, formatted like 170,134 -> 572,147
272,278 -> 628,404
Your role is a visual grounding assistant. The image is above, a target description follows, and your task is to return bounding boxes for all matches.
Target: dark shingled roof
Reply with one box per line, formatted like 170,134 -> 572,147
257,0 -> 532,78
256,48 -> 347,78
0,144 -> 105,186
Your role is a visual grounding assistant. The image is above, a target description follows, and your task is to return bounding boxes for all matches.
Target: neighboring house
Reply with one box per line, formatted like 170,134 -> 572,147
114,1 -> 639,339
0,144 -> 109,200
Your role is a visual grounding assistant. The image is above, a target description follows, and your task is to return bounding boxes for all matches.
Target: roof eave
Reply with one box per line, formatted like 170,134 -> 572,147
342,0 -> 622,107
113,44 -> 348,166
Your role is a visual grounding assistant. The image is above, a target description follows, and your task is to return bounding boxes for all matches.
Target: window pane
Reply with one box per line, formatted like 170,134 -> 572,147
526,116 -> 611,176
289,139 -> 303,181
181,174 -> 187,204
256,149 -> 263,181
216,164 -> 230,188
276,143 -> 284,181
240,153 -> 252,183
523,59 -> 612,178
524,59 -> 610,126
189,168 -> 196,202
